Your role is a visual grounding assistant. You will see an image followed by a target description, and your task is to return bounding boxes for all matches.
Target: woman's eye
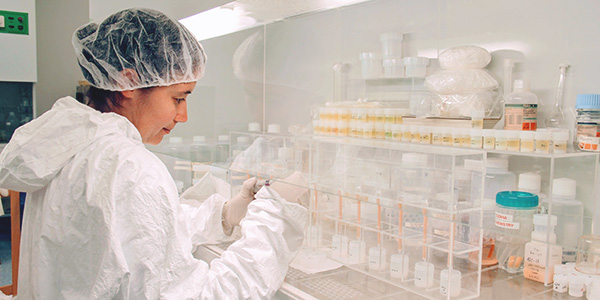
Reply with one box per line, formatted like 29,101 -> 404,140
175,98 -> 185,103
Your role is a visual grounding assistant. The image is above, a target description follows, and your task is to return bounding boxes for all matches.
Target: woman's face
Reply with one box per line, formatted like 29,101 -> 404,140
118,82 -> 197,145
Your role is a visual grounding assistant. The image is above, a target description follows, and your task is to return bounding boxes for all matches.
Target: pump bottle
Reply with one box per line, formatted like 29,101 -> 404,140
524,214 -> 562,284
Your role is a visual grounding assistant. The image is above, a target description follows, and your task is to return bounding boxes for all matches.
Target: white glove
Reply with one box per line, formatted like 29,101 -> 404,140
222,177 -> 257,235
0,189 -> 8,198
270,172 -> 309,208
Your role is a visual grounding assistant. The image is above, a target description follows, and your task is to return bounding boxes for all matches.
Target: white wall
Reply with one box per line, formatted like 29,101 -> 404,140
0,0 -> 36,82
89,0 -> 230,21
35,0 -> 89,116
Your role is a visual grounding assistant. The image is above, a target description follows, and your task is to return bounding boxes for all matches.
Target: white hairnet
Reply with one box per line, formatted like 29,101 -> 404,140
72,8 -> 207,91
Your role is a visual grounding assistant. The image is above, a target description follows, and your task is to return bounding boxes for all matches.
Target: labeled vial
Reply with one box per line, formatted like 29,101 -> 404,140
552,130 -> 569,154
350,121 -> 359,137
368,247 -> 387,271
504,79 -> 538,131
402,124 -> 412,142
520,131 -> 535,152
535,131 -> 552,153
357,108 -> 368,123
350,108 -> 360,122
329,121 -> 338,136
367,108 -> 377,123
329,108 -> 339,122
414,261 -> 435,288
452,128 -> 462,147
471,110 -> 484,129
461,128 -> 471,147
363,123 -> 375,139
506,130 -> 521,151
331,234 -> 349,259
432,127 -> 443,145
385,124 -> 393,140
390,254 -> 409,280
495,130 -> 508,151
384,108 -> 396,124
375,108 -> 386,124
470,129 -> 483,148
348,240 -> 366,264
575,94 -> 600,151
394,108 -> 407,124
339,108 -> 351,122
312,120 -> 320,135
338,121 -> 349,137
483,129 -> 496,150
419,126 -> 432,144
440,269 -> 462,297
392,124 -> 402,141
442,127 -> 453,146
375,123 -> 386,139
318,107 -> 328,121
410,125 -> 420,143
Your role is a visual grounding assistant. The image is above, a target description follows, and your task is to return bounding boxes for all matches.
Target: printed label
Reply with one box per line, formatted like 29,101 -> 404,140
484,137 -> 496,149
578,135 -> 600,151
576,122 -> 600,137
505,104 -> 538,130
495,219 -> 520,229
442,136 -> 452,145
495,212 -> 514,222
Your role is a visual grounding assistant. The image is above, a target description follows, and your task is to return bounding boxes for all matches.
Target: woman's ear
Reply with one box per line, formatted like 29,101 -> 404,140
121,89 -> 135,99
119,68 -> 141,90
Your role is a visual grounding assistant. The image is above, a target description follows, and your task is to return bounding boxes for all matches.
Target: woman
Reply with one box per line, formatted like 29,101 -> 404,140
0,8 -> 307,299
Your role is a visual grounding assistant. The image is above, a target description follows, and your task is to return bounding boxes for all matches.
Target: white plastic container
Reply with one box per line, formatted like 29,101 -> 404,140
248,122 -> 261,132
348,240 -> 366,264
569,273 -> 586,297
520,131 -> 536,152
552,130 -> 569,154
380,32 -> 403,58
331,234 -> 349,259
543,178 -> 583,263
368,246 -> 387,271
190,135 -> 213,163
390,254 -> 409,279
553,264 -> 570,293
506,130 -> 521,151
495,130 -> 508,151
504,79 -> 538,131
440,269 -> 462,297
403,57 -> 429,78
383,58 -> 404,78
360,52 -> 382,79
470,128 -> 483,148
414,261 -> 434,288
535,130 -> 552,154
523,214 -> 562,284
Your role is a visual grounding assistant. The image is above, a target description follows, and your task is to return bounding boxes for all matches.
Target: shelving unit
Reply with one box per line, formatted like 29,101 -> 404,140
153,132 -> 599,299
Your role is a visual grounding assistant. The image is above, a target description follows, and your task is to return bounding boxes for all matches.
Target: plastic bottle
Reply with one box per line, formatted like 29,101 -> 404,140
518,172 -> 543,200
390,253 -> 409,279
543,178 -> 583,263
524,214 -> 562,284
504,79 -> 538,131
440,269 -> 462,297
368,246 -> 387,271
495,191 -> 539,273
414,261 -> 434,288
190,136 -> 213,163
214,135 -> 230,165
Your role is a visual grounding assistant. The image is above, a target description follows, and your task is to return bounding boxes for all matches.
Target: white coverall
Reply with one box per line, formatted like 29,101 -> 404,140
0,97 -> 307,299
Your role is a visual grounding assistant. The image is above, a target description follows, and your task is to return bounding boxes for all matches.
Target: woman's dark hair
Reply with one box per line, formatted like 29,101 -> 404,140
86,86 -> 153,113
86,86 -> 124,113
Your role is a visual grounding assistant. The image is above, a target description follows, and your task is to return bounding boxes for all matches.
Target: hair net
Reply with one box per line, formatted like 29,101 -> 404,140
72,8 -> 207,91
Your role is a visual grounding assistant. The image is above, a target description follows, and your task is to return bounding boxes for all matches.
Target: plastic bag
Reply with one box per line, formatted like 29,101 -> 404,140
438,46 -> 491,70
427,91 -> 503,118
425,69 -> 499,94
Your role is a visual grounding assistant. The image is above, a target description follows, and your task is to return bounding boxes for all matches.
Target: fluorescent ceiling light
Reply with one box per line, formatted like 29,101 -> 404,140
179,6 -> 258,41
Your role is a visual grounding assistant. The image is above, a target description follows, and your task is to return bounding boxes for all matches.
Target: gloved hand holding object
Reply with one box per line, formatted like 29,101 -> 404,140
270,172 -> 310,208
222,177 -> 257,234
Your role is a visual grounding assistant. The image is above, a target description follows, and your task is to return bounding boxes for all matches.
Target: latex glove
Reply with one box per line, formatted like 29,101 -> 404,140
0,189 -> 8,198
222,177 -> 257,235
270,172 -> 309,208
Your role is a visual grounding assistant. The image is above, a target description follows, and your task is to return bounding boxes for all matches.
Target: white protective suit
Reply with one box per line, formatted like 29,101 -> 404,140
0,97 -> 307,299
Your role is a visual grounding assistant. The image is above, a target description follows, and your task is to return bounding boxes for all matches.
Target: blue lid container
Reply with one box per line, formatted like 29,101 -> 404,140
576,94 -> 600,109
496,191 -> 539,208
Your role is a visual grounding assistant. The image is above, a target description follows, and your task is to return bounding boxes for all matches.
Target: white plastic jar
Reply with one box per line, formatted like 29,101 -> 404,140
440,269 -> 462,297
360,52 -> 382,79
403,57 -> 429,78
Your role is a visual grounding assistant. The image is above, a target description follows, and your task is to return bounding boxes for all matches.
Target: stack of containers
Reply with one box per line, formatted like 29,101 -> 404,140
380,33 -> 404,78
425,46 -> 500,118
